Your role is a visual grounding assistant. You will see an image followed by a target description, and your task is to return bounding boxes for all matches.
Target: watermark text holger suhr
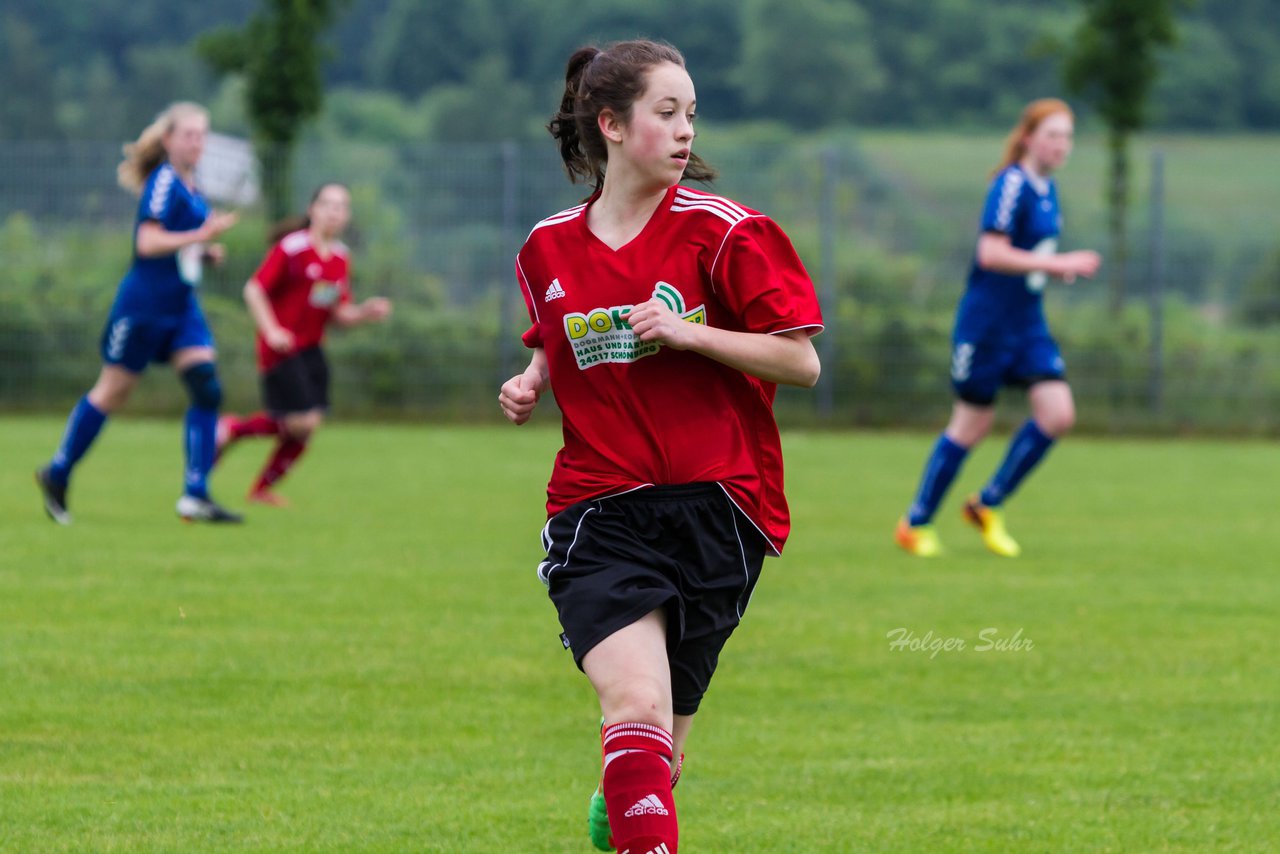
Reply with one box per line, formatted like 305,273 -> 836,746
886,627 -> 1034,659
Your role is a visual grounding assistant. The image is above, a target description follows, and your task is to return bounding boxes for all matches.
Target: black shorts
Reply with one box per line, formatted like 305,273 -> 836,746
262,346 -> 329,415
537,483 -> 767,716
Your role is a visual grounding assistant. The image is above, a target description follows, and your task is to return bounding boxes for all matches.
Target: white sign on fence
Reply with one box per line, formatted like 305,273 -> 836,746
195,132 -> 260,207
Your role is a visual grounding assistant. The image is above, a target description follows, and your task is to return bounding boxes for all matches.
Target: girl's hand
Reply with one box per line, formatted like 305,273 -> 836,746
362,297 -> 392,322
201,211 -> 239,241
265,325 -> 296,354
622,299 -> 700,350
499,371 -> 544,425
1055,250 -> 1102,284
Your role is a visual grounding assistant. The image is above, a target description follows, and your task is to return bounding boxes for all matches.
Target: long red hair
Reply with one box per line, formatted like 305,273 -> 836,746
993,98 -> 1074,175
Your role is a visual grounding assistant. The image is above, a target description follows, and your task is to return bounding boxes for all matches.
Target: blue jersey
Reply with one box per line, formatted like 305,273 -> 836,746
112,163 -> 211,317
956,164 -> 1062,341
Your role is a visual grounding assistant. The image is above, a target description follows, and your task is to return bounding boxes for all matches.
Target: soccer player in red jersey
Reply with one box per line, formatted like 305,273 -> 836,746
216,183 -> 391,505
499,40 -> 823,854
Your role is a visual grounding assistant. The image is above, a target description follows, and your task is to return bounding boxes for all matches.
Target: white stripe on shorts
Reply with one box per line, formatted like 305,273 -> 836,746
537,505 -> 595,586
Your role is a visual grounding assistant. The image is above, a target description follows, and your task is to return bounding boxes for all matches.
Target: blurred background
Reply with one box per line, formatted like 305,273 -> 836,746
2,0 -> 1277,432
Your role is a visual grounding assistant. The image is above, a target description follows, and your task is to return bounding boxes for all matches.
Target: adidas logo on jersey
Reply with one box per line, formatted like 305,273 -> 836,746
624,794 -> 670,817
544,278 -> 566,302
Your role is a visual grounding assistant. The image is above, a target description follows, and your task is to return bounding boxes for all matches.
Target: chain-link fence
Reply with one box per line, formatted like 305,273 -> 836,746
2,137 -> 1277,433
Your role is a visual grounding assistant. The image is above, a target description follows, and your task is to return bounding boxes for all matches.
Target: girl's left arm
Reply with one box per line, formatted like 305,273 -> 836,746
333,297 -> 392,327
623,301 -> 820,387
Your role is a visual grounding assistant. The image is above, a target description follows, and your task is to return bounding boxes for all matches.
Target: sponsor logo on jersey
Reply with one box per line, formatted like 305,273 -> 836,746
177,244 -> 203,287
1026,238 -> 1058,293
561,282 -> 706,370
309,281 -> 342,308
544,278 -> 566,302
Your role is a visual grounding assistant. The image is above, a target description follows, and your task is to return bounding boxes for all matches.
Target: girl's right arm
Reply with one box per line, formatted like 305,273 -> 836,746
135,211 -> 238,258
975,233 -> 1102,284
243,279 -> 295,353
498,348 -> 549,426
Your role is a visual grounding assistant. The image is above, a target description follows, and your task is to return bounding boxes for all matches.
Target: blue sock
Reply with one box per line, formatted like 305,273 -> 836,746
907,434 -> 969,526
48,396 -> 108,485
979,419 -> 1055,508
183,406 -> 217,499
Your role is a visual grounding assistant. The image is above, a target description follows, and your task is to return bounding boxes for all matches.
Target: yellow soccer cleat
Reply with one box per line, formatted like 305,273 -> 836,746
895,518 -> 943,557
962,496 -> 1021,557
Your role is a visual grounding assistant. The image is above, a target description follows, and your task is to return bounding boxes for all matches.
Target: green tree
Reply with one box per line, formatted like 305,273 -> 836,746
198,0 -> 347,221
733,0 -> 884,129
365,0 -> 499,99
0,12 -> 61,139
1063,0 -> 1180,311
1151,20 -> 1242,128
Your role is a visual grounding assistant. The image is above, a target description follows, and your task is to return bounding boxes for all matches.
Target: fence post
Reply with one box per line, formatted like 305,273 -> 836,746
817,147 -> 837,419
1147,149 -> 1165,413
498,140 -> 519,387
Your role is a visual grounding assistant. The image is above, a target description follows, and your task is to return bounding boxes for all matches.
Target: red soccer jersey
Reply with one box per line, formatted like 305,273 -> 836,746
517,185 -> 824,554
252,229 -> 352,372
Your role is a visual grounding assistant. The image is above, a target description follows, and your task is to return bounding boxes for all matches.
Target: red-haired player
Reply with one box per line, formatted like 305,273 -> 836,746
500,40 -> 823,854
217,183 -> 391,505
895,99 -> 1102,558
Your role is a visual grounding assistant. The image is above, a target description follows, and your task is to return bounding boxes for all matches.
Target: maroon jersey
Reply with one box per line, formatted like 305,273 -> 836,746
517,185 -> 823,553
253,229 -> 351,372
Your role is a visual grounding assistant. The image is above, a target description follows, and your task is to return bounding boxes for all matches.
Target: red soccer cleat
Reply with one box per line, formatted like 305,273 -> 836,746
246,487 -> 290,508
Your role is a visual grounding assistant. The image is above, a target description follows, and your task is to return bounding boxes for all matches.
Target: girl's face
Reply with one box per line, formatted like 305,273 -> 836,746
608,61 -> 697,190
1023,111 -> 1074,175
164,112 -> 209,172
308,185 -> 351,238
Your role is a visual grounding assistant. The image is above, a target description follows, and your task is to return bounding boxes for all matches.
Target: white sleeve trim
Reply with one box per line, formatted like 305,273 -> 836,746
769,323 -> 824,336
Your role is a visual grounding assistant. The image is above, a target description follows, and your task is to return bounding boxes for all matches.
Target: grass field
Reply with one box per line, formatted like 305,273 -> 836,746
3,417 -> 1277,852
857,132 -> 1280,243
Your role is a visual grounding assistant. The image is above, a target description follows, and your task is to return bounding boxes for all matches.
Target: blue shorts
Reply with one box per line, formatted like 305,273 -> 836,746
950,331 -> 1066,406
100,301 -> 214,374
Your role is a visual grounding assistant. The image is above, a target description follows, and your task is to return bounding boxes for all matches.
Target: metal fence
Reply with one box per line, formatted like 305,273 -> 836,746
2,137 -> 1277,433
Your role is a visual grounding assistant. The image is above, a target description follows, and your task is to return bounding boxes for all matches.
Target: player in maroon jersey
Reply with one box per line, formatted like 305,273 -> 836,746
499,40 -> 822,854
216,183 -> 391,505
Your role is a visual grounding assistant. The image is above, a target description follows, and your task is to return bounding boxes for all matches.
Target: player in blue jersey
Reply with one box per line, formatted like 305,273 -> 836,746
896,98 -> 1102,557
35,102 -> 242,524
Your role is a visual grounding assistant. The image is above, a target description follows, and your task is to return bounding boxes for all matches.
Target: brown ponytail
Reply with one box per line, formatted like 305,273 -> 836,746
548,47 -> 602,188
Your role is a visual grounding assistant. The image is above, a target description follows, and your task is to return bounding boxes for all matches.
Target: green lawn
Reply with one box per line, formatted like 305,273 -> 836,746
3,417 -> 1277,852
858,132 -> 1280,230
857,132 -> 1280,273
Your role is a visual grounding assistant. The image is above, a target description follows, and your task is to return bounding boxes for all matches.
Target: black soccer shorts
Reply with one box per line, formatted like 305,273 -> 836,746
262,345 -> 330,415
538,483 -> 767,716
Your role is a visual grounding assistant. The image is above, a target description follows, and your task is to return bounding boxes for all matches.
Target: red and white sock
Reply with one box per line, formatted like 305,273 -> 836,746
602,722 -> 678,854
252,438 -> 307,493
669,753 -> 684,790
233,412 -> 279,439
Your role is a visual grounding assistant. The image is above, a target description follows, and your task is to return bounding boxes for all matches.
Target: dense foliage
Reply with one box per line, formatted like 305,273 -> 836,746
198,0 -> 347,219
2,0 -> 1279,144
1064,0 -> 1179,308
2,135 -> 1277,433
